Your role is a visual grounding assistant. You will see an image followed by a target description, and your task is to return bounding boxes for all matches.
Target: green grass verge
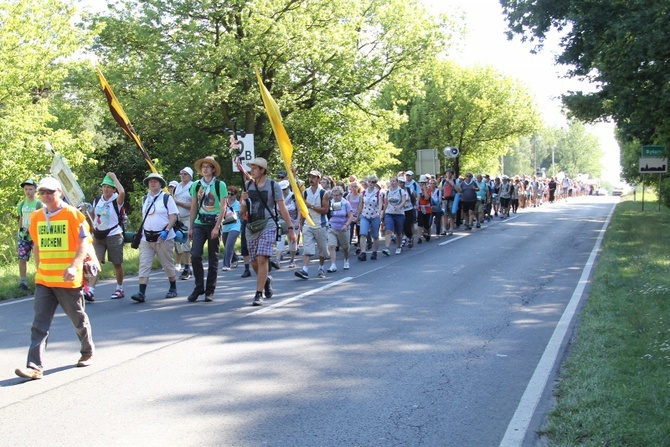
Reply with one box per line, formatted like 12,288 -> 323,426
544,195 -> 670,446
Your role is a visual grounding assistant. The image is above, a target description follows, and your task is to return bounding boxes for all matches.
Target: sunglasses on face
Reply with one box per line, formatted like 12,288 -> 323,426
38,189 -> 56,195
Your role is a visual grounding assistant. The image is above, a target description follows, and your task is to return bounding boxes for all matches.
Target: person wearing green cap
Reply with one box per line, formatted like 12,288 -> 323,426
16,179 -> 42,291
88,172 -> 126,301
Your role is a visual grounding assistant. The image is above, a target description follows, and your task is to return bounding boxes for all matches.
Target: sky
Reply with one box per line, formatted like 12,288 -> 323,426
426,0 -> 621,182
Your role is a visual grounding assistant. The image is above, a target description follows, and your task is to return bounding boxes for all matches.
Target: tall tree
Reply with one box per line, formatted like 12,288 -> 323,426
385,60 -> 541,176
0,0 -> 94,259
90,0 -> 450,179
500,0 -> 670,200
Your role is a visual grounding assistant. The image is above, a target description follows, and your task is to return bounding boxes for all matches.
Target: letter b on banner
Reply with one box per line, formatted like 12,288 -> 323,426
232,134 -> 255,173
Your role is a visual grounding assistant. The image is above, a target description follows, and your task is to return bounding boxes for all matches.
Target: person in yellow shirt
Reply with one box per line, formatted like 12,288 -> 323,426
15,177 -> 98,381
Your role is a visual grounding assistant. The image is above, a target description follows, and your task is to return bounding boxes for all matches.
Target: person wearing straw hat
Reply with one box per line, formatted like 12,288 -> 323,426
88,172 -> 126,301
187,156 -> 228,302
16,179 -> 42,291
240,157 -> 296,306
130,172 -> 180,303
15,177 -> 97,380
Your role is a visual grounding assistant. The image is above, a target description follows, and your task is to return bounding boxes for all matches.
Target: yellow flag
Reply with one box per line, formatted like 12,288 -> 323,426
255,67 -> 314,226
97,69 -> 158,174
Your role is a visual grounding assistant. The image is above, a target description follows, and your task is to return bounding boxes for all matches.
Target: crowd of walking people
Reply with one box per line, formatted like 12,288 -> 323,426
13,156 -> 593,380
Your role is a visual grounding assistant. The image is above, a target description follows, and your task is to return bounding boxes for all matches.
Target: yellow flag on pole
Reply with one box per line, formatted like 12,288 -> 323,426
255,67 -> 314,226
97,69 -> 158,174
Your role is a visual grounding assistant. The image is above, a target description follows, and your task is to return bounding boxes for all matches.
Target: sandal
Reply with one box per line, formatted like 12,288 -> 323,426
111,289 -> 125,299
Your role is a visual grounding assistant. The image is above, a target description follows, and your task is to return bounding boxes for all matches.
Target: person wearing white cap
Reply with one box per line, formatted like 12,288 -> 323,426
16,179 -> 42,291
174,167 -> 194,279
15,177 -> 98,380
275,179 -> 300,268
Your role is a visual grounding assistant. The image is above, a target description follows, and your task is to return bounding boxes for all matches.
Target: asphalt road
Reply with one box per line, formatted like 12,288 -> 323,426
0,196 -> 618,447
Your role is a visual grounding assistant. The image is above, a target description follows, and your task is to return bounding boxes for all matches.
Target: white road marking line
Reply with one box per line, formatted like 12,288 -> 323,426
499,203 -> 616,447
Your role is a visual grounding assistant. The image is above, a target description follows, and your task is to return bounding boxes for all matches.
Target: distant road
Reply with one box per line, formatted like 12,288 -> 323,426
0,196 -> 618,447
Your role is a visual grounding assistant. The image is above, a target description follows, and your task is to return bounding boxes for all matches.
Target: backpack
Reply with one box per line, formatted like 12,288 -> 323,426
303,188 -> 332,219
93,195 -> 127,235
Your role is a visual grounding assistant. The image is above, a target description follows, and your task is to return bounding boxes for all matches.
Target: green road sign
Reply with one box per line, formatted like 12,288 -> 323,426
642,146 -> 666,157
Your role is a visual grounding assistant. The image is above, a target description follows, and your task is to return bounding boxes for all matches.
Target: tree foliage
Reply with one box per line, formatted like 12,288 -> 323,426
384,60 -> 541,176
500,0 -> 670,201
90,0 -> 450,181
0,0 -> 93,262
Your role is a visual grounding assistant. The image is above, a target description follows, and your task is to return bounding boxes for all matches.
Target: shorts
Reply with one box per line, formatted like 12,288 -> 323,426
246,226 -> 277,262
500,197 -> 511,208
302,225 -> 328,258
460,200 -> 476,213
93,232 -> 124,265
443,199 -> 455,217
475,201 -> 485,214
359,215 -> 381,239
327,227 -> 350,251
175,218 -> 191,254
384,213 -> 405,234
18,237 -> 34,261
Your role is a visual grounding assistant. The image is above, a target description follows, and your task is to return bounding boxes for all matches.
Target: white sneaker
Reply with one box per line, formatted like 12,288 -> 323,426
175,263 -> 182,271
395,248 -> 402,255
343,260 -> 350,270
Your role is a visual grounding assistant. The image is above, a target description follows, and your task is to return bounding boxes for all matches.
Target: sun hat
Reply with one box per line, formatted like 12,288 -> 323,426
279,180 -> 290,190
168,180 -> 179,188
37,177 -> 62,191
247,157 -> 268,170
143,172 -> 167,188
194,156 -> 221,176
180,167 -> 194,178
101,175 -> 116,188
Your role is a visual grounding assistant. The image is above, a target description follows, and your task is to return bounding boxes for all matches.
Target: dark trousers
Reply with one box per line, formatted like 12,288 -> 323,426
191,224 -> 220,294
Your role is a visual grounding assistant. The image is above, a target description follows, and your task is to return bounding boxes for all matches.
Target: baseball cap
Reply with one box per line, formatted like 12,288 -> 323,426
405,170 -> 414,176
21,179 -> 37,188
37,177 -> 62,191
279,180 -> 290,189
180,167 -> 194,178
308,170 -> 321,178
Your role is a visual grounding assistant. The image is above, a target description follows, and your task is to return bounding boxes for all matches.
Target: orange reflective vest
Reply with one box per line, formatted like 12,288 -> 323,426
29,205 -> 89,288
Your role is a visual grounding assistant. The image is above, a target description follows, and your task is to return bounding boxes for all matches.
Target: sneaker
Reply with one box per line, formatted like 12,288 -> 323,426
295,270 -> 309,280
408,239 -> 414,248
15,367 -> 42,380
131,292 -> 145,303
76,354 -> 93,367
424,234 -> 430,242
221,266 -> 230,271
343,260 -> 350,270
370,251 -> 377,260
204,293 -> 214,302
270,260 -> 281,270
358,252 -> 367,261
317,269 -> 326,278
175,263 -> 182,272
327,265 -> 337,273
18,283 -> 29,291
288,262 -> 297,268
417,238 -> 422,244
179,269 -> 191,280
241,269 -> 251,278
111,289 -> 125,299
440,231 -> 447,236
355,247 -> 361,255
476,223 -> 481,228
264,276 -> 273,299
187,290 -> 202,302
448,231 -> 453,236
395,248 -> 402,255
382,249 -> 390,256
83,290 -> 95,302
252,292 -> 264,306
465,225 -> 472,230
165,288 -> 178,299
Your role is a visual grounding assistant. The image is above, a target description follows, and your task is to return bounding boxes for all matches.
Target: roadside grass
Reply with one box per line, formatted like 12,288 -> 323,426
544,194 -> 670,446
